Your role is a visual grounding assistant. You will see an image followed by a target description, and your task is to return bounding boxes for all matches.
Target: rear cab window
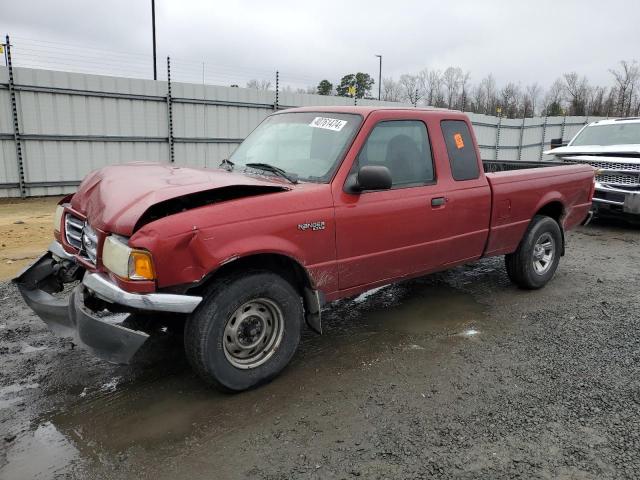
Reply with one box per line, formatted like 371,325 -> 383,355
441,120 -> 480,181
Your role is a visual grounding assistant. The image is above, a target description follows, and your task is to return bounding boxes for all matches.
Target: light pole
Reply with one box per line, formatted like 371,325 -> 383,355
151,0 -> 157,80
375,54 -> 382,100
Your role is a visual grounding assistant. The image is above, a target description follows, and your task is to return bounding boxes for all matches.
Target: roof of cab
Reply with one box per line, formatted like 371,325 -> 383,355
278,105 -> 463,117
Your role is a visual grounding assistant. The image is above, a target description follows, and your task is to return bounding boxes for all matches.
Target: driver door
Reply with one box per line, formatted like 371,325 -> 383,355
333,117 -> 450,290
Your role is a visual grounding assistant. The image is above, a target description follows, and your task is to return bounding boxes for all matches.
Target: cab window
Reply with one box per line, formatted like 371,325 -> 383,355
441,120 -> 480,181
356,120 -> 434,188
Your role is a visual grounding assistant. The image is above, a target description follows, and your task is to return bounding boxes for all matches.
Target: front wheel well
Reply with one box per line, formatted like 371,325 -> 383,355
187,253 -> 322,334
189,253 -> 313,297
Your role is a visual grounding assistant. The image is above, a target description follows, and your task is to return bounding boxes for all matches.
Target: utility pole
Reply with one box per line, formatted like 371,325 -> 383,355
151,0 -> 157,80
375,54 -> 382,100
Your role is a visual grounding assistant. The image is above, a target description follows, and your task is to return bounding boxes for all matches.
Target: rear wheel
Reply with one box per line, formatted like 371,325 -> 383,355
505,215 -> 562,289
184,270 -> 302,392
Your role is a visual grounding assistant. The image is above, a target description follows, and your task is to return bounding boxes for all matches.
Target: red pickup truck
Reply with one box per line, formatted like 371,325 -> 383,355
15,107 -> 594,391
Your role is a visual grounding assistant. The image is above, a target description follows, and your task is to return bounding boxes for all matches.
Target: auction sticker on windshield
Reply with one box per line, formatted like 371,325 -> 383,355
309,117 -> 347,132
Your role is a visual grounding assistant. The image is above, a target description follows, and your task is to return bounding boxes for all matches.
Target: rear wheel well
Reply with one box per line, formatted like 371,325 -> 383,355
535,201 -> 564,224
533,202 -> 565,254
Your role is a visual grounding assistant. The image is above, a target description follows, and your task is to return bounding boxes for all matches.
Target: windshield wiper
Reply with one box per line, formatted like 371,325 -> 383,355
245,162 -> 298,184
219,158 -> 234,171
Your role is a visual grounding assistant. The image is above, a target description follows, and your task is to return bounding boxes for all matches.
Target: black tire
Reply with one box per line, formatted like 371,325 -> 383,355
184,270 -> 303,392
505,215 -> 563,290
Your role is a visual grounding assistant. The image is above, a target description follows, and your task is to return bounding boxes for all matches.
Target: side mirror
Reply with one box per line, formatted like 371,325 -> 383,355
550,138 -> 567,149
347,165 -> 392,193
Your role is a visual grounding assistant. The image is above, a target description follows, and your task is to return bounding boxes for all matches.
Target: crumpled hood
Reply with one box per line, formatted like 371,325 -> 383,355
70,162 -> 290,236
545,144 -> 640,156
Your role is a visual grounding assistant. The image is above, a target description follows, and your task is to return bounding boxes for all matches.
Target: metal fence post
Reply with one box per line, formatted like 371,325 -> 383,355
166,56 -> 175,163
560,114 -> 566,142
274,70 -> 279,111
517,115 -> 526,161
495,113 -> 502,160
5,35 -> 26,198
538,116 -> 548,161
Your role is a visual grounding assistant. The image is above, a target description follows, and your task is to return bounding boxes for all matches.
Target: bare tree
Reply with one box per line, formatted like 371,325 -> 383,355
609,60 -> 640,116
524,83 -> 541,117
382,77 -> 403,102
479,74 -> 497,114
399,74 -> 422,105
499,82 -> 522,118
604,87 -> 618,117
586,85 -> 607,116
442,66 -> 463,109
563,72 -> 590,115
471,84 -> 486,114
246,79 -> 272,90
295,86 -> 316,94
424,70 -> 443,107
298,58 -> 640,118
633,92 -> 640,116
416,69 -> 429,103
542,78 -> 565,115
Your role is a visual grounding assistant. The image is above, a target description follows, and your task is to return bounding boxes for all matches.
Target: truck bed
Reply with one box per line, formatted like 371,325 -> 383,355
481,161 -> 595,257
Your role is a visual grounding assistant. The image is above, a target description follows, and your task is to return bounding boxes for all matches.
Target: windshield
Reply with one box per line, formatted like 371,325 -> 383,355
230,112 -> 362,182
571,122 -> 640,146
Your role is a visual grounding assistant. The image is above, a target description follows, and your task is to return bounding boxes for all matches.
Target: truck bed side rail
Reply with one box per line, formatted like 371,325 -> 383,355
482,160 -> 567,173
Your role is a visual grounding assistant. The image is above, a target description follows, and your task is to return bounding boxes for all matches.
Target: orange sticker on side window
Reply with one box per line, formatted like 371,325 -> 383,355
453,133 -> 465,149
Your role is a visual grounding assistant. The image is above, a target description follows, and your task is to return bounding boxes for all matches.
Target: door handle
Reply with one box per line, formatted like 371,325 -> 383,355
431,197 -> 446,207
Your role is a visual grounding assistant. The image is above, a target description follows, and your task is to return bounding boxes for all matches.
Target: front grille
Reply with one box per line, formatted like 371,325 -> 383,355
64,213 -> 83,250
596,173 -> 640,186
64,213 -> 97,265
577,160 -> 640,172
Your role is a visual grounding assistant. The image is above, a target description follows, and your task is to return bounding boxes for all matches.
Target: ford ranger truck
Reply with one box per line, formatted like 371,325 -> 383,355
546,117 -> 640,220
14,107 -> 595,392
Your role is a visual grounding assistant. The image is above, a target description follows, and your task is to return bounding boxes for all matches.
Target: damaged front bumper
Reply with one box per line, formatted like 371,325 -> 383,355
13,242 -> 202,364
592,182 -> 640,215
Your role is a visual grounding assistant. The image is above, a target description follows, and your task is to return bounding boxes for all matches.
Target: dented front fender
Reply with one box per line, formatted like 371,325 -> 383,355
129,186 -> 339,293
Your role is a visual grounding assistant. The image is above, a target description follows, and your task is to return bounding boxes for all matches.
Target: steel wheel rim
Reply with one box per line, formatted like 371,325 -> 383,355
223,298 -> 284,369
532,232 -> 555,275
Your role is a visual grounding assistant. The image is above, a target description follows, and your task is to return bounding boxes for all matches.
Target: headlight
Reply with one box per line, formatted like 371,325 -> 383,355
102,235 -> 156,281
53,205 -> 65,233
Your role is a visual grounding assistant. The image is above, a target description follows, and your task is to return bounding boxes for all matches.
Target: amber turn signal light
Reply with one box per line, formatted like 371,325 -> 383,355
128,250 -> 156,280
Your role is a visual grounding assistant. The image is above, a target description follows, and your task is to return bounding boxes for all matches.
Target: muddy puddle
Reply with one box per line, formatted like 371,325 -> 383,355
0,279 -> 486,479
352,282 -> 486,336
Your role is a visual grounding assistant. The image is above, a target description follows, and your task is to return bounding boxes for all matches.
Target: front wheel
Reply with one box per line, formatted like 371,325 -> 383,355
184,270 -> 302,392
505,215 -> 563,289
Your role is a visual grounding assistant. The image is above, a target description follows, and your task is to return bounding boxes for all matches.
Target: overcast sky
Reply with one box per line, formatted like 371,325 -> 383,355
2,0 -> 638,89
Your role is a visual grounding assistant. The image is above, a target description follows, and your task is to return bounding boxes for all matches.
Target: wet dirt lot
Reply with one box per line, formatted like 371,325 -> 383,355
1,218 -> 639,479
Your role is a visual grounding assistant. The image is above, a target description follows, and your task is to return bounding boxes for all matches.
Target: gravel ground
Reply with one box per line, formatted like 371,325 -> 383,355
0,219 -> 639,479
